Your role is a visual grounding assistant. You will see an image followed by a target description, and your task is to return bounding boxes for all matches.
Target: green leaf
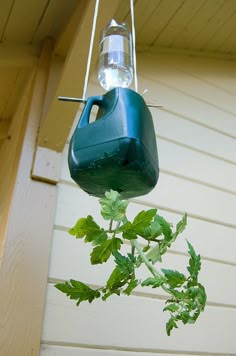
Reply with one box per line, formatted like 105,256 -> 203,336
146,244 -> 162,263
113,251 -> 133,274
154,215 -> 172,241
132,209 -> 157,233
161,269 -> 186,287
166,317 -> 178,336
55,279 -> 100,306
187,240 -> 201,283
118,221 -> 137,240
141,276 -> 165,288
106,266 -> 127,290
69,215 -> 107,245
99,190 -> 129,222
143,245 -> 150,252
118,209 -> 157,240
123,278 -> 139,295
90,237 -> 122,264
163,303 -> 180,313
173,213 -> 187,240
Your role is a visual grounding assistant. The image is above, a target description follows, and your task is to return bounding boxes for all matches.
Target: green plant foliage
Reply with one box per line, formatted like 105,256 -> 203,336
55,190 -> 207,335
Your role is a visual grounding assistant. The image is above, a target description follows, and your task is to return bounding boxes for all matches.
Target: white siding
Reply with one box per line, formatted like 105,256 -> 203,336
40,52 -> 236,356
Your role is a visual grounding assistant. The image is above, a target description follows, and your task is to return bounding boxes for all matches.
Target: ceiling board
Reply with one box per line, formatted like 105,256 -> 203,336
206,8 -> 236,52
220,28 -> 236,53
190,0 -> 236,50
0,0 -> 14,41
2,0 -> 49,42
137,0 -> 185,46
153,0 -> 206,47
169,0 -> 225,48
31,0 -> 77,43
134,0 -> 161,40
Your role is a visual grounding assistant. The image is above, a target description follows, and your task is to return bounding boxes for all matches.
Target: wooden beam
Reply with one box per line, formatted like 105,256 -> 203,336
54,0 -> 90,58
0,121 -> 10,140
31,146 -> 61,184
0,39 -> 57,356
0,43 -> 38,67
37,0 -> 121,152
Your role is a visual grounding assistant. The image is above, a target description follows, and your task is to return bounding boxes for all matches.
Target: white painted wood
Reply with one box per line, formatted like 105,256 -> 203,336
206,10 -> 236,52
54,184 -> 236,264
1,68 -> 30,122
32,0 -> 77,43
138,75 -> 236,139
0,0 -> 14,38
220,26 -> 236,53
140,54 -> 236,116
73,77 -> 236,164
137,173 -> 236,226
137,0 -> 185,46
56,167 -> 236,226
40,344 -> 194,356
0,39 -> 56,356
38,0 -> 121,151
158,138 -> 236,193
133,0 -> 162,41
153,0 -> 206,47
42,284 -> 236,354
172,0 -> 225,49
42,51 -> 236,355
189,0 -> 236,50
0,43 -> 37,66
152,53 -> 236,95
153,109 -> 236,165
31,146 -> 61,184
3,0 -> 49,42
61,136 -> 236,194
0,121 -> 9,140
49,229 -> 236,306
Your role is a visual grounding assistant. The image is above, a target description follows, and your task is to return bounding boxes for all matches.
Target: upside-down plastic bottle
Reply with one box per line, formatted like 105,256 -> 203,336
98,19 -> 133,91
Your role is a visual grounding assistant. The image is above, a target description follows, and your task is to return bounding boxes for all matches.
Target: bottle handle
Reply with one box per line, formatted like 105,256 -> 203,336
77,95 -> 103,129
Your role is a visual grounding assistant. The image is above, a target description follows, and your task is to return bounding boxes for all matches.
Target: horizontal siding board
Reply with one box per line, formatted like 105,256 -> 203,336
157,139 -> 236,192
154,110 -> 236,164
139,75 -> 236,138
49,229 -> 236,306
44,52 -> 236,355
42,284 -> 236,354
68,100 -> 236,165
55,184 -> 236,263
139,55 -> 236,116
153,54 -> 236,96
40,344 -> 196,356
137,173 -> 236,225
61,138 -> 236,192
56,167 -> 236,226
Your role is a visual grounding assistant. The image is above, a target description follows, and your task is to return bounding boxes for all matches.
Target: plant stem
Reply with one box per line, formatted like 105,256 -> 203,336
131,239 -> 160,277
131,239 -> 170,295
109,219 -> 113,232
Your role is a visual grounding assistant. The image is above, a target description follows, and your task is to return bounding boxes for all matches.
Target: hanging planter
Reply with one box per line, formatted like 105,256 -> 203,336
56,0 -> 206,336
60,3 -> 159,198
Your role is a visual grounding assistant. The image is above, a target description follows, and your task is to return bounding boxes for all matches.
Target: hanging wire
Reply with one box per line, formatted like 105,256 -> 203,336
82,0 -> 100,102
130,0 -> 138,93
